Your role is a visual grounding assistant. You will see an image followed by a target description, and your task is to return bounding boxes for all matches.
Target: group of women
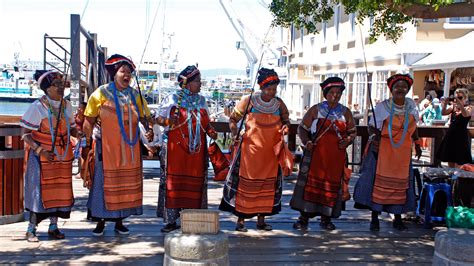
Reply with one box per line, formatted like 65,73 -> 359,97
19,53 -> 443,242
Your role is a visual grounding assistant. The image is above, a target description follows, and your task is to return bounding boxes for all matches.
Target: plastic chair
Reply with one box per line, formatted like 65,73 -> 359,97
417,182 -> 453,228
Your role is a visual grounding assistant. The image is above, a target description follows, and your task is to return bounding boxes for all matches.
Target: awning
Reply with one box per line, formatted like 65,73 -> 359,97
410,31 -> 474,71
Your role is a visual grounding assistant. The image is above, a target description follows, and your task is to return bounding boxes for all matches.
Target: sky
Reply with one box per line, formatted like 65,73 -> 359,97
0,0 -> 275,71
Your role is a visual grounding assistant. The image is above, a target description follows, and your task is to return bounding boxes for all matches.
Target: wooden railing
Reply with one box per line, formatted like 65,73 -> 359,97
0,116 -> 472,219
211,121 -> 474,168
0,123 -> 24,218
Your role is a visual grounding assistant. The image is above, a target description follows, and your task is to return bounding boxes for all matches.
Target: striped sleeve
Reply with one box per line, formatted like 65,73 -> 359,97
19,101 -> 42,131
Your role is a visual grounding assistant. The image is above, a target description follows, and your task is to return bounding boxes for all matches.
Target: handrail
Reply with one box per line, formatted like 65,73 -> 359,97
1,116 -> 471,169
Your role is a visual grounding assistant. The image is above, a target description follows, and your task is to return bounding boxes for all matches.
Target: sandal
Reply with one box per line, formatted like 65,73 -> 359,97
235,223 -> 248,232
48,228 -> 65,239
160,222 -> 180,233
26,231 -> 39,242
256,223 -> 273,231
293,217 -> 309,230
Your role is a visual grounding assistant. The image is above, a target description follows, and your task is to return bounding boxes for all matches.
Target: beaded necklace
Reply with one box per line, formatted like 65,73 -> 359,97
176,89 -> 202,153
43,96 -> 70,161
111,83 -> 140,147
388,98 -> 409,148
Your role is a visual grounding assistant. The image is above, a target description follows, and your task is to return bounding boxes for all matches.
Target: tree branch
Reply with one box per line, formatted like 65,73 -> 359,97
392,2 -> 474,19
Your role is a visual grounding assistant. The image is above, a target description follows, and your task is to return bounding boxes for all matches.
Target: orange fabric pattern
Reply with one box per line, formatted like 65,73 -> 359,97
373,115 -> 416,205
100,101 -> 142,211
235,112 -> 281,214
303,119 -> 346,207
165,107 -> 210,209
31,117 -> 74,209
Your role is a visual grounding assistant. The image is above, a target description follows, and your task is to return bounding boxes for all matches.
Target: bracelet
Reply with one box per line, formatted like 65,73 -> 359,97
35,146 -> 43,155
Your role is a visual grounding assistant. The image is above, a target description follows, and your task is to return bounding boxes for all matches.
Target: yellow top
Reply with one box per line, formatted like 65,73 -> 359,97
84,84 -> 150,118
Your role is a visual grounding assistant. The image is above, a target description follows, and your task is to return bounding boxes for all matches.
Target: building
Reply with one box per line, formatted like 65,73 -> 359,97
281,5 -> 474,121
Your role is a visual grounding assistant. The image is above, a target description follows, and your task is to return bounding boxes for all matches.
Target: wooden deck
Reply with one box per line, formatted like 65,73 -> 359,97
0,162 -> 438,265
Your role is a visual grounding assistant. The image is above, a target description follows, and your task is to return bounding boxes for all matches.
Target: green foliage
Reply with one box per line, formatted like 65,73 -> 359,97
269,0 -> 457,42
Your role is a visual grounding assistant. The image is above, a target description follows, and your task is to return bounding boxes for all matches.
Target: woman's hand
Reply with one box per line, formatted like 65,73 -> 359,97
39,150 -> 55,162
231,135 -> 241,146
305,140 -> 313,151
338,137 -> 352,150
279,124 -> 289,135
207,127 -> 218,140
454,97 -> 464,110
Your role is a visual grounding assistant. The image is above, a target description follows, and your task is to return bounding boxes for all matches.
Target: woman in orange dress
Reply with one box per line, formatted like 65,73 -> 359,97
290,77 -> 356,231
155,65 -> 217,233
20,70 -> 81,242
219,68 -> 290,232
82,54 -> 151,236
353,74 -> 422,231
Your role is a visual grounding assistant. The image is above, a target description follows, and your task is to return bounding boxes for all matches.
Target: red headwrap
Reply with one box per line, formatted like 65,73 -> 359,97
105,54 -> 136,78
387,74 -> 413,91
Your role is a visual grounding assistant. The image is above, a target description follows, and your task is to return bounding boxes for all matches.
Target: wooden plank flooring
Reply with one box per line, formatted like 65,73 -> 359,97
0,163 -> 438,265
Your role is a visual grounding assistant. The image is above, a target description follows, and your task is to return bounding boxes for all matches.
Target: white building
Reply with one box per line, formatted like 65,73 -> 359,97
281,5 -> 474,121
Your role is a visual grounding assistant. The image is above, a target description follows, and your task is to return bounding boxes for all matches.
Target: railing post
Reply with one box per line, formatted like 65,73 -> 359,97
70,14 -> 81,110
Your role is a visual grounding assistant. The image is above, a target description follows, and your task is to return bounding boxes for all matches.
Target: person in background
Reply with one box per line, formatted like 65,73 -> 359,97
290,77 -> 356,231
82,54 -> 151,236
419,94 -> 432,116
436,88 -> 472,168
421,98 -> 442,126
413,95 -> 420,112
74,102 -> 87,131
353,74 -> 422,231
20,70 -> 81,242
155,65 -> 217,233
219,68 -> 290,232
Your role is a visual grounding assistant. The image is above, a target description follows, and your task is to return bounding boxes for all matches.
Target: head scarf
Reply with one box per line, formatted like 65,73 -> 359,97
320,77 -> 345,97
257,68 -> 280,89
178,65 -> 200,88
387,74 -> 413,91
105,54 -> 136,78
34,70 -> 63,92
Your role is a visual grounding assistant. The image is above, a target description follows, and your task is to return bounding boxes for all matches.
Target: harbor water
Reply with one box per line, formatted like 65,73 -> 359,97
0,100 -> 31,116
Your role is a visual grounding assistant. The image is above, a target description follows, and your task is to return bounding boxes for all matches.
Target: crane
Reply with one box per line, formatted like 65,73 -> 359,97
219,0 -> 280,85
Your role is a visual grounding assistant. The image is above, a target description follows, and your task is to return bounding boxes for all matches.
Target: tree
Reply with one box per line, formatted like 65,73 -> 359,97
269,0 -> 474,42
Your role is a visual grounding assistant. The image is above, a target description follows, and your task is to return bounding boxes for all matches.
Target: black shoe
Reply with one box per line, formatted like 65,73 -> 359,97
256,223 -> 273,231
114,223 -> 130,235
48,228 -> 65,239
92,221 -> 105,236
370,220 -> 380,231
161,223 -> 180,233
293,217 -> 309,230
319,220 -> 336,230
235,223 -> 248,232
393,220 -> 408,231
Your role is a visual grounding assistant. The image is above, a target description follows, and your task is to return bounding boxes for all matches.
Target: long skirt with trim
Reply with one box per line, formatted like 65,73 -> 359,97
353,143 -> 416,214
219,149 -> 283,219
86,139 -> 143,222
24,151 -> 72,224
290,149 -> 344,218
156,142 -> 208,224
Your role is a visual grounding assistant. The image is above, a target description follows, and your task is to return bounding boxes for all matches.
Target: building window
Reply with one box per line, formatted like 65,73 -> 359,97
422,18 -> 439,23
374,71 -> 390,103
354,73 -> 367,112
304,65 -> 313,77
334,4 -> 341,40
350,13 -> 356,37
448,17 -> 474,24
322,22 -> 327,43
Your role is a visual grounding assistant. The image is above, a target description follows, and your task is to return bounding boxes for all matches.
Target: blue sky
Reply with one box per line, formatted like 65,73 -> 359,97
0,0 -> 273,70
